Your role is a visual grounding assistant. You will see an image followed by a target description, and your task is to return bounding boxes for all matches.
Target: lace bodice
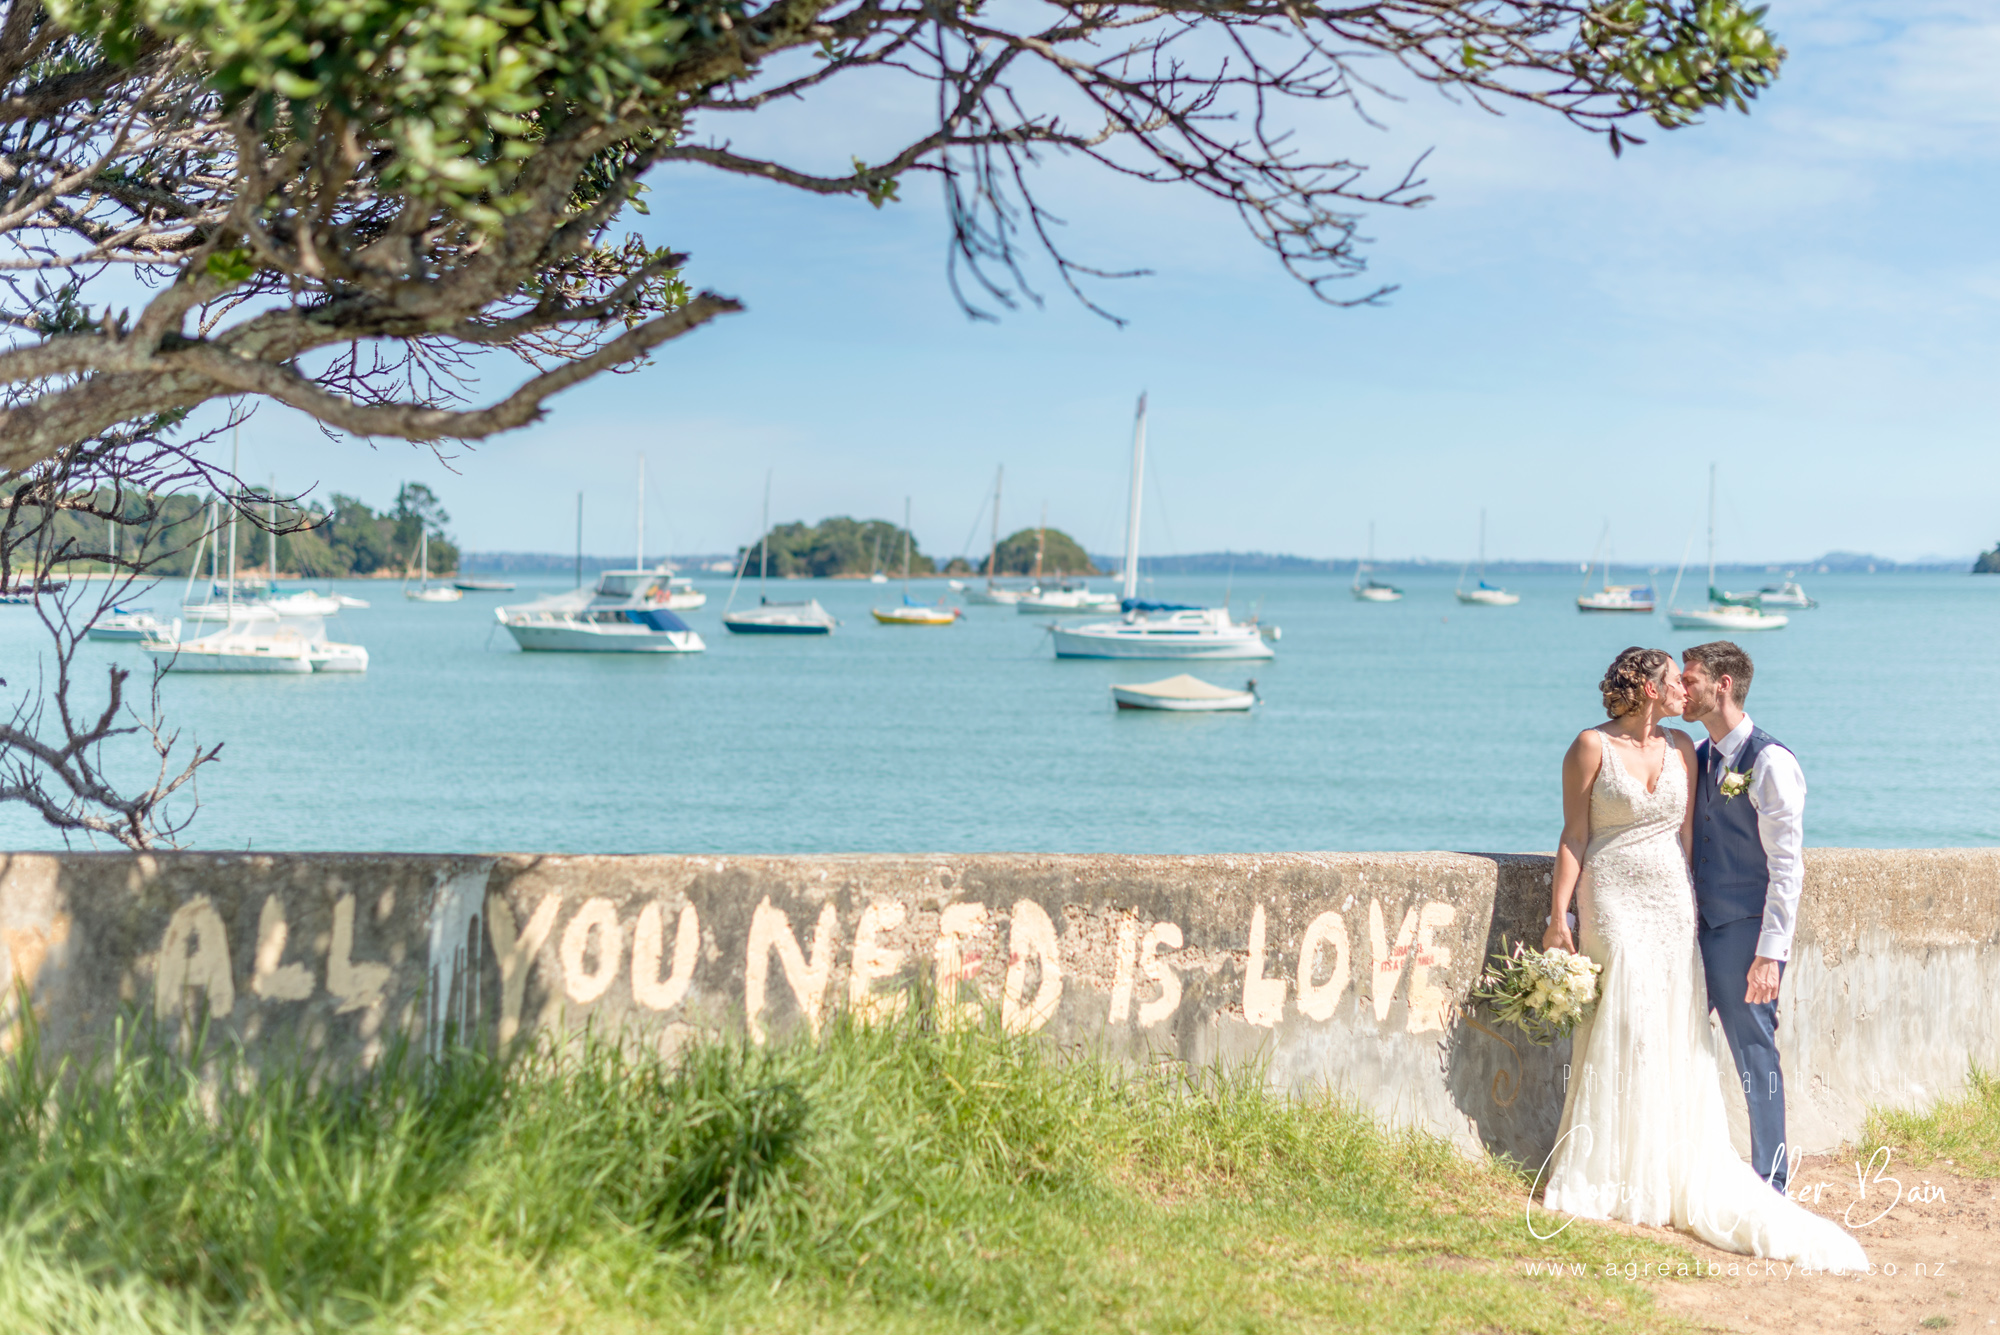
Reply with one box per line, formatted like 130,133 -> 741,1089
1582,731 -> 1694,954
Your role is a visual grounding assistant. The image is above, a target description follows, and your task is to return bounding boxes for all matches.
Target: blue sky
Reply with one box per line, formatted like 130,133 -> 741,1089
233,1 -> 1998,566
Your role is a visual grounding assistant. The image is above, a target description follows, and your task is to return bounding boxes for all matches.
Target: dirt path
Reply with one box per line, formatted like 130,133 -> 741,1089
1625,1151 -> 2000,1333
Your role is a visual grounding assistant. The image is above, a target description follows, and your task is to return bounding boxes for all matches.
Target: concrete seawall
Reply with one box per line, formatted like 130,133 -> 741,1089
1,849 -> 1993,1166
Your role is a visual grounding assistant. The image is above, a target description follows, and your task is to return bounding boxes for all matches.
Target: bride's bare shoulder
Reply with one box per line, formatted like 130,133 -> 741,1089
1565,725 -> 1606,765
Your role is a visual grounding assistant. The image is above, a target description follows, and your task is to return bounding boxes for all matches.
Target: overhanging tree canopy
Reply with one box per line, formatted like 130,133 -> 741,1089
0,0 -> 1783,466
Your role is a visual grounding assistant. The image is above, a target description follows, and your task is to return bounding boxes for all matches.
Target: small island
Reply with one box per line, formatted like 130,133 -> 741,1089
983,527 -> 1100,577
1977,543 -> 1999,574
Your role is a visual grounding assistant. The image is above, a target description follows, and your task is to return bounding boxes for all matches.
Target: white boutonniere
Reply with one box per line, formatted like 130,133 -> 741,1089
1719,767 -> 1752,799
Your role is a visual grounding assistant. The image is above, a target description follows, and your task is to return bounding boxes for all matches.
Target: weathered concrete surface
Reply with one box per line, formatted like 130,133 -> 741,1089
0,849 -> 1992,1167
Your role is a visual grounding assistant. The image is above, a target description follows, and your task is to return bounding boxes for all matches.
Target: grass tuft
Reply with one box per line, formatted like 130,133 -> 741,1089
1861,1065 -> 2000,1177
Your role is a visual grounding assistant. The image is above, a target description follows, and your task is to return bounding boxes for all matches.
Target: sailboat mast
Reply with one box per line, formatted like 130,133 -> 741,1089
987,466 -> 1002,587
226,427 -> 238,614
1478,509 -> 1487,580
1120,393 -> 1147,605
901,497 -> 912,594
758,471 -> 770,591
1706,462 -> 1717,597
574,492 -> 583,589
1034,504 -> 1046,582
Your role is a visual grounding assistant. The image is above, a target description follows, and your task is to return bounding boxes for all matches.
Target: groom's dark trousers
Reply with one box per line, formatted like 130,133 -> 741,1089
1698,917 -> 1787,1192
1694,727 -> 1792,1194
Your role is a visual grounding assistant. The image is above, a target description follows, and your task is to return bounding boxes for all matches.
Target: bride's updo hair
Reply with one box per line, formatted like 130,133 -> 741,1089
1600,647 -> 1674,718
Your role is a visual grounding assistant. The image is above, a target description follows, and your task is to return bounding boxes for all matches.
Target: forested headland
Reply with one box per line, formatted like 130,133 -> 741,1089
738,518 -> 939,578
33,484 -> 459,579
983,528 -> 1100,577
734,519 -> 1100,579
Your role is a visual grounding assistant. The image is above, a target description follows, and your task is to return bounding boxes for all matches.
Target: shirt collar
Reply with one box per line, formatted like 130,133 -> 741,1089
1718,715 -> 1755,763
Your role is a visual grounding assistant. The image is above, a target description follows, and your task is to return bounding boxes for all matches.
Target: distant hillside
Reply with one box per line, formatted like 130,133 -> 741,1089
984,528 -> 1098,576
740,517 -> 936,578
1977,544 -> 2000,574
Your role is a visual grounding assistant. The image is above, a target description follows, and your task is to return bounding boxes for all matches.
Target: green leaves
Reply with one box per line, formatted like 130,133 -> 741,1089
54,0 -> 749,223
202,247 -> 255,285
1578,0 -> 1786,129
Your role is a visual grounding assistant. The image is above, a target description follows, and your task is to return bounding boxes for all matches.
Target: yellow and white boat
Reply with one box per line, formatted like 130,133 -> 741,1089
872,602 -> 960,626
871,498 -> 961,625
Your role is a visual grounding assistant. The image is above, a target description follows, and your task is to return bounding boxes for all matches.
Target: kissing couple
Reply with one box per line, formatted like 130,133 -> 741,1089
1535,641 -> 1866,1268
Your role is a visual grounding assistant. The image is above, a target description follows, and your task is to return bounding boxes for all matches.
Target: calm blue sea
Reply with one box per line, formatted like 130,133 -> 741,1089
1,571 -> 1993,853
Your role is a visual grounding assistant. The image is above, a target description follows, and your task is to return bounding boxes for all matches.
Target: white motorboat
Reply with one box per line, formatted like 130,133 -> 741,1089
1015,584 -> 1120,614
405,532 -> 463,602
662,576 -> 706,610
1049,395 -> 1275,661
1577,585 -> 1656,613
1666,466 -> 1788,633
722,474 -> 834,635
1111,674 -> 1259,711
1454,510 -> 1520,605
1352,523 -> 1402,601
1746,577 -> 1816,610
88,607 -> 168,642
333,593 -> 371,609
142,613 -> 369,673
496,569 -> 706,653
1576,524 -> 1655,611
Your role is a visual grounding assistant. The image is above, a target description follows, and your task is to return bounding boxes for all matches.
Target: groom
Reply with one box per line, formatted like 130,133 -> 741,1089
1681,641 -> 1806,1194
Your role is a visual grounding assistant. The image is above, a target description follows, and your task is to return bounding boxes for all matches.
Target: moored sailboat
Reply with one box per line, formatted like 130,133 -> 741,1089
1666,466 -> 1787,632
723,474 -> 836,635
1049,395 -> 1274,661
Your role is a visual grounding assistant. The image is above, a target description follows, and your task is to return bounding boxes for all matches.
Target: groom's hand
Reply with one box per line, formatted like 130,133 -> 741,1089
1745,957 -> 1783,1005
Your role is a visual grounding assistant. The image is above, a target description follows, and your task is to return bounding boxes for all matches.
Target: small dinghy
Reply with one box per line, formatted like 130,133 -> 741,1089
1110,674 -> 1258,712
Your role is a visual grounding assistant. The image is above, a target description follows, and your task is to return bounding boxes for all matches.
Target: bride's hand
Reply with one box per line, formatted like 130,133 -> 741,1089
1542,917 -> 1576,953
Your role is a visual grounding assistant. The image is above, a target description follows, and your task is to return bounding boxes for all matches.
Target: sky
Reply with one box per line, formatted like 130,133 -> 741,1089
220,1 -> 1998,567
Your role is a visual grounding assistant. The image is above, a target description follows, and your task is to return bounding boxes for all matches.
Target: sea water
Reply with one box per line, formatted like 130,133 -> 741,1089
0,571 -> 1992,853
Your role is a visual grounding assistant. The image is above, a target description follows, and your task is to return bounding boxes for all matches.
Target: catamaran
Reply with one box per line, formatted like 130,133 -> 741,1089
1454,509 -> 1520,606
723,474 -> 836,634
1049,396 -> 1274,661
144,610 -> 368,673
1666,465 -> 1787,632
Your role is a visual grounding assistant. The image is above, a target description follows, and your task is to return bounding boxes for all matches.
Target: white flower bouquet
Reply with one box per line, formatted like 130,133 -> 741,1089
1470,937 -> 1603,1045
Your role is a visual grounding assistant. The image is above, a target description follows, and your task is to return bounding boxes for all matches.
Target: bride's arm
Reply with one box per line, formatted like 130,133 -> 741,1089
1545,730 -> 1600,952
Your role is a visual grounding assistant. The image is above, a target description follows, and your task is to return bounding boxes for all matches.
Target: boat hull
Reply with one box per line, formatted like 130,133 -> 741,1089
1666,608 -> 1788,632
1577,599 -> 1655,613
502,621 -> 706,652
1353,588 -> 1401,603
1051,629 -> 1273,660
1111,688 -> 1254,711
87,623 -> 162,642
871,608 -> 959,625
723,615 -> 833,635
1455,590 -> 1520,606
965,589 -> 1027,605
144,644 -> 313,673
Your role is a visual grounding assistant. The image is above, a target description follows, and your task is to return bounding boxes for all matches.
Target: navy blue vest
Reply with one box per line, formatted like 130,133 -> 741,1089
1693,727 -> 1785,928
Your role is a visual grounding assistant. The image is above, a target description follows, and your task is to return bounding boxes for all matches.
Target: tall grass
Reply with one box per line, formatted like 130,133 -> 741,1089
0,1012 -> 1658,1333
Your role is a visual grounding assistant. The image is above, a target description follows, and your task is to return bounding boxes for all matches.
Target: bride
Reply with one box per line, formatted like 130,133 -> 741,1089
1537,647 -> 1865,1268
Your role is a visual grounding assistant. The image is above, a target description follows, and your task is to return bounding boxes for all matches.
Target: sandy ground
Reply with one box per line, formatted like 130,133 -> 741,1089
1601,1151 -> 2000,1333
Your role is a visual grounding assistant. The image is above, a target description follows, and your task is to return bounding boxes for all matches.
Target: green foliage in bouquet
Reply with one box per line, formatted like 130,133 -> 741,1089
1470,936 -> 1604,1046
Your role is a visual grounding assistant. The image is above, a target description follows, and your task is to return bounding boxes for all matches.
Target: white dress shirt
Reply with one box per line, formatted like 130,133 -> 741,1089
1709,714 -> 1807,962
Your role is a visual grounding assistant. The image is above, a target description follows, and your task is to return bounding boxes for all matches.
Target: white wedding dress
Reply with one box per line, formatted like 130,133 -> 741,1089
1541,733 -> 1867,1269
